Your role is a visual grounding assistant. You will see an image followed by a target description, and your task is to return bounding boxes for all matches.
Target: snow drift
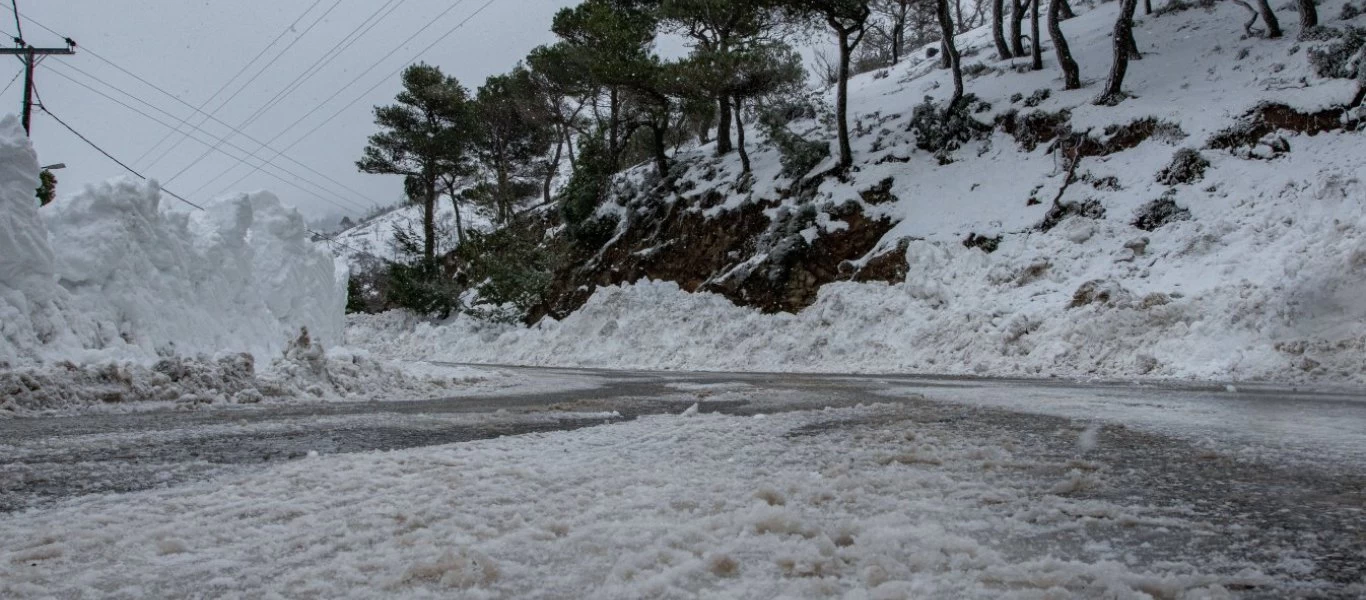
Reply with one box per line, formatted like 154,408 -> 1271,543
0,115 -> 345,366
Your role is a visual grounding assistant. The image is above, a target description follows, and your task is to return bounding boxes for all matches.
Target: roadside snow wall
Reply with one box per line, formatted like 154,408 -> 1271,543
0,115 -> 345,365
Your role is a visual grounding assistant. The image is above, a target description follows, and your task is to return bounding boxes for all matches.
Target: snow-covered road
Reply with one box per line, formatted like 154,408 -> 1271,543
2,367 -> 1363,598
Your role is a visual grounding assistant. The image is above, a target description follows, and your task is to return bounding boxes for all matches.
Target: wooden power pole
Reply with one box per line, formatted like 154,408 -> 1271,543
1,39 -> 76,136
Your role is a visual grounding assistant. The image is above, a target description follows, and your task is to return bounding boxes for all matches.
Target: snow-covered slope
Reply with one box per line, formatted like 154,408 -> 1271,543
325,199 -> 494,266
354,1 -> 1366,384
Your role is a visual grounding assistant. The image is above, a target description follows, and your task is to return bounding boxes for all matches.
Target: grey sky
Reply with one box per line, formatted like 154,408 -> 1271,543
17,0 -> 580,222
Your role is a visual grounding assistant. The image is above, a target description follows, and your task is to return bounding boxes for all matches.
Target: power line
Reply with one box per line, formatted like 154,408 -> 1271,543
128,0 -> 328,166
48,58 -> 374,209
0,68 -> 20,95
148,0 -> 348,176
43,64 -> 369,214
172,0 -> 408,190
213,0 -> 497,196
9,1 -> 22,42
35,96 -> 205,210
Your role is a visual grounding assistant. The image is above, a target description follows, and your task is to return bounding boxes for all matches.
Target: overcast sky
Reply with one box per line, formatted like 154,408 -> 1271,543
16,0 -> 583,223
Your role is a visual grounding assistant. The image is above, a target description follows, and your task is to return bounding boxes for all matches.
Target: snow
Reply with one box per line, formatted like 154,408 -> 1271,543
0,404 -> 1257,598
0,114 -> 506,414
1,114 -> 344,365
324,197 -> 495,266
352,1 -> 1366,385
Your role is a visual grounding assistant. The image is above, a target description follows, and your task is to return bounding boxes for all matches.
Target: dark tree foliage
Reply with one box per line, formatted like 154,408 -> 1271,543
36,169 -> 55,206
473,66 -> 557,224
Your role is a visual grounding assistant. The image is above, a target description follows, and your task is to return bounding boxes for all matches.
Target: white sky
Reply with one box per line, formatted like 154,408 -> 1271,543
16,0 -> 582,223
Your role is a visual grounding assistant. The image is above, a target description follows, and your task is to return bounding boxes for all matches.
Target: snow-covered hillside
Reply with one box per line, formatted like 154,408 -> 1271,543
324,198 -> 494,266
354,1 -> 1366,384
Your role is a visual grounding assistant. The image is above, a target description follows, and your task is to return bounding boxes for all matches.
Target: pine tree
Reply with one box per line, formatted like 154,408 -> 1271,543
357,63 -> 476,262
473,66 -> 557,224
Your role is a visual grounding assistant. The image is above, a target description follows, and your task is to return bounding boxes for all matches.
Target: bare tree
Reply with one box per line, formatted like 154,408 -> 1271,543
1048,0 -> 1081,89
1097,0 -> 1141,104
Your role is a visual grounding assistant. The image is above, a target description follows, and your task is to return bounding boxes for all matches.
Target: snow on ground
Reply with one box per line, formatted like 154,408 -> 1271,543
351,1 -> 1366,385
0,403 -> 1259,599
324,198 -> 494,266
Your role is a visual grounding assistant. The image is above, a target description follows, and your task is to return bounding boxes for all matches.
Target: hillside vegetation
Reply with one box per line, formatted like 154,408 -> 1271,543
348,0 -> 1366,383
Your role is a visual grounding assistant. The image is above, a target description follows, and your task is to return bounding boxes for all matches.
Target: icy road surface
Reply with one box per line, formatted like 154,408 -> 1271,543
1,366 -> 1363,598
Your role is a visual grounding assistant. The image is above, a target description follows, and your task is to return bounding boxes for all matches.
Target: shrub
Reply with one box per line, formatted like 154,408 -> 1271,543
385,259 -> 462,318
1307,26 -> 1365,82
759,101 -> 830,179
908,95 -> 991,155
1156,148 -> 1211,185
560,134 -> 615,239
1133,192 -> 1192,231
455,224 -> 558,321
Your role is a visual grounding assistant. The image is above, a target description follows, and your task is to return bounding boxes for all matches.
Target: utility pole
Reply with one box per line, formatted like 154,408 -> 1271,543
1,39 -> 76,136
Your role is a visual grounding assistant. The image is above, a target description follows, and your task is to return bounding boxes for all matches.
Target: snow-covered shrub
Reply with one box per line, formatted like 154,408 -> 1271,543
1132,191 -> 1192,231
1342,2 -> 1362,20
1156,148 -> 1211,185
1307,26 -> 1366,81
758,102 -> 829,179
1038,199 -> 1105,232
908,95 -> 991,157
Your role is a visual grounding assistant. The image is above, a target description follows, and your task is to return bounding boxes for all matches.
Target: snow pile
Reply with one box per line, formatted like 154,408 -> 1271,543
0,404 -> 1264,598
0,114 -> 345,365
352,1 -> 1366,384
0,334 -> 488,415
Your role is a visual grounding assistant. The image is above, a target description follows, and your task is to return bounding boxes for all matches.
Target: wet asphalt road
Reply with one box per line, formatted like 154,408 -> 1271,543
2,366 -> 1364,597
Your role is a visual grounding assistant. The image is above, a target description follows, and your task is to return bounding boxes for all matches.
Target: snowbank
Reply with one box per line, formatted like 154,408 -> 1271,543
0,115 -> 344,366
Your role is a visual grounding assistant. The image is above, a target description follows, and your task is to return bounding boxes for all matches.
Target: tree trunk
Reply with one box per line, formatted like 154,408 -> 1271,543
608,87 -> 621,167
734,97 -> 751,174
1255,0 -> 1282,38
1049,0 -> 1081,89
836,29 -> 854,168
449,184 -> 465,245
422,175 -> 437,262
496,161 -> 511,225
715,95 -> 733,155
650,123 -> 670,179
563,124 -> 576,170
542,136 -> 563,205
940,40 -> 951,69
1298,0 -> 1317,31
1010,0 -> 1027,57
1030,0 -> 1044,70
1098,0 -> 1140,104
937,0 -> 965,112
993,0 -> 1013,58
1143,0 -> 1152,15
955,0 -> 967,31
1058,0 -> 1075,19
892,19 -> 906,64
